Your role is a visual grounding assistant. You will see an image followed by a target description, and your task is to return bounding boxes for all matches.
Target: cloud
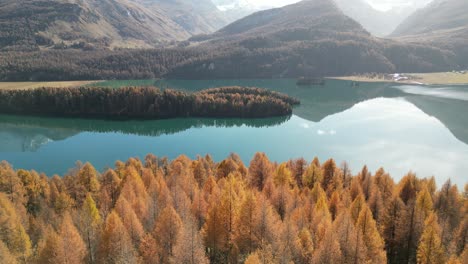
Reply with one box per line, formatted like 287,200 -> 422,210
317,129 -> 337,135
244,0 -> 300,9
248,0 -> 433,12
365,0 -> 432,11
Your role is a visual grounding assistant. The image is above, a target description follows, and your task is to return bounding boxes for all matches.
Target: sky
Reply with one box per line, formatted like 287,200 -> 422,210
247,0 -> 433,11
250,0 -> 300,8
366,0 -> 432,11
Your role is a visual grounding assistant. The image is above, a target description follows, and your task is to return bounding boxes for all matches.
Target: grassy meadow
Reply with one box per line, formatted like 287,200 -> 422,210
332,72 -> 468,85
0,81 -> 100,90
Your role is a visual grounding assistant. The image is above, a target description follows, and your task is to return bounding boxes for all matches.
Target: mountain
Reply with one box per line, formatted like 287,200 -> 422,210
211,0 -> 259,24
333,0 -> 413,37
210,0 -> 367,39
0,121 -> 78,152
391,0 -> 468,68
0,0 -> 460,80
0,0 -> 228,51
171,0 -> 456,79
136,0 -> 228,35
392,0 -> 468,36
0,0 -> 193,50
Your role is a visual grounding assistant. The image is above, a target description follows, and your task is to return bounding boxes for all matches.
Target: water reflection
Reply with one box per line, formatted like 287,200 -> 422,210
300,98 -> 468,186
0,114 -> 289,145
154,79 -> 468,144
0,79 -> 467,186
405,95 -> 468,145
0,122 -> 78,152
395,85 -> 468,101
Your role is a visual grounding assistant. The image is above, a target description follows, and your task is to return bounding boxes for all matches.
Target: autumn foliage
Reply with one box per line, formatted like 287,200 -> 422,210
0,153 -> 466,264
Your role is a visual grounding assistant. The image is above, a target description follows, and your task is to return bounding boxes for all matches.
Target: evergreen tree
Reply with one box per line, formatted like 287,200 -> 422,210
417,213 -> 445,264
356,204 -> 387,263
79,194 -> 101,264
248,153 -> 272,190
58,213 -> 87,264
302,162 -> 323,189
97,212 -> 137,264
153,206 -> 183,263
173,217 -> 209,264
0,193 -> 31,261
382,196 -> 407,264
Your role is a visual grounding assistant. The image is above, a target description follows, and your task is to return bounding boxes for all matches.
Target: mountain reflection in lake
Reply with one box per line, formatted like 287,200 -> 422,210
0,79 -> 467,186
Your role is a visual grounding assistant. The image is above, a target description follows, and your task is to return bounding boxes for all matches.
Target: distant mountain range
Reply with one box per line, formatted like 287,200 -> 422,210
211,0 -> 259,23
0,0 -> 466,80
333,0 -> 414,36
391,0 -> 468,68
137,0 -> 228,35
205,0 -> 368,40
212,0 -> 430,37
0,0 -> 459,50
392,0 -> 468,36
172,0 -> 454,78
0,0 -> 228,50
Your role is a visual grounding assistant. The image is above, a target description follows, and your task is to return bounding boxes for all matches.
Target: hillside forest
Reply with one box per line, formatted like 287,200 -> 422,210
0,0 -> 467,81
0,153 -> 466,264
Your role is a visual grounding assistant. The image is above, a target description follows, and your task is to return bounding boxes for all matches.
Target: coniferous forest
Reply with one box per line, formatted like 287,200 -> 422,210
0,86 -> 299,119
0,153 -> 465,264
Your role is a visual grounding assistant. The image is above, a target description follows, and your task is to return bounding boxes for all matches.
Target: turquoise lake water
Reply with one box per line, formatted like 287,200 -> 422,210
0,79 -> 467,186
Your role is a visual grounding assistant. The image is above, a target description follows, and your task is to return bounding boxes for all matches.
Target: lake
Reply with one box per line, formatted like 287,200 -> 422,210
0,79 -> 467,187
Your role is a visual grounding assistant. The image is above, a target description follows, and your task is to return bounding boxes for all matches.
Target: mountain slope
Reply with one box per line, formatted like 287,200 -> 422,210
173,0 -> 456,79
0,0 -> 231,51
334,0 -> 412,37
211,0 -> 368,39
392,0 -> 468,36
136,0 -> 228,35
391,0 -> 468,68
0,0 -> 460,80
212,0 -> 260,24
0,0 -> 192,51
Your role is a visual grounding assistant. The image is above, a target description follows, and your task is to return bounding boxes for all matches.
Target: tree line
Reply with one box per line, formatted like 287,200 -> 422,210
0,37 -> 459,82
0,48 -> 205,81
0,153 -> 465,264
0,86 -> 299,119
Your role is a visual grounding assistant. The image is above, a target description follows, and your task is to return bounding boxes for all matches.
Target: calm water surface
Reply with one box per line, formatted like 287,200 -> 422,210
1,79 -> 467,186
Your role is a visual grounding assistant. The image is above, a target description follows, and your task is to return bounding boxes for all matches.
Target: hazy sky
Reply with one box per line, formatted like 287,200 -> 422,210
248,0 -> 299,9
366,0 -> 432,11
249,0 -> 433,11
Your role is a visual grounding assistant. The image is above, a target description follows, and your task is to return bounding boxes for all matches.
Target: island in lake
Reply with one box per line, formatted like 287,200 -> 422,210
0,86 -> 299,119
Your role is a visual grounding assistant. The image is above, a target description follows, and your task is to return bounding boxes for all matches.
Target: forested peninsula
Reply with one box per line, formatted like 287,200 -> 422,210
0,86 -> 299,119
0,153 -> 465,264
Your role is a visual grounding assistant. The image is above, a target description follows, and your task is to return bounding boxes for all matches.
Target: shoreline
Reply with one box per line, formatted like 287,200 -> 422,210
0,80 -> 100,90
329,72 -> 468,86
1,73 -> 468,89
